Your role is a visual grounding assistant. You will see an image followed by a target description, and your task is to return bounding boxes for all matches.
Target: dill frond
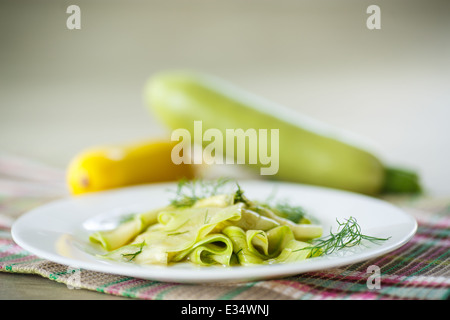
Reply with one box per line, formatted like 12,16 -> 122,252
297,216 -> 391,256
269,201 -> 308,224
169,178 -> 233,208
121,241 -> 146,261
233,183 -> 251,206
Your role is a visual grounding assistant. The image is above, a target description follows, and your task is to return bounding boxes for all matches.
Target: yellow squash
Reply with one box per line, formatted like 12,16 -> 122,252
67,140 -> 195,195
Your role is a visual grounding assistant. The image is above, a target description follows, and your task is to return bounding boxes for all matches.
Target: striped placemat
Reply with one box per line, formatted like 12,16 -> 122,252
1,154 -> 449,300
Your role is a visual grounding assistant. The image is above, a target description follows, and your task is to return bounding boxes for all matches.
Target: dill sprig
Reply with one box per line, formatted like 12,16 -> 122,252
299,216 -> 391,256
169,178 -> 233,208
121,241 -> 146,261
272,202 -> 308,224
118,213 -> 136,225
261,201 -> 309,224
233,183 -> 251,206
167,231 -> 189,236
204,210 -> 210,224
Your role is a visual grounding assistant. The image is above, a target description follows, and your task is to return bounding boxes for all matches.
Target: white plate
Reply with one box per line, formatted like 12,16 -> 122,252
11,181 -> 417,283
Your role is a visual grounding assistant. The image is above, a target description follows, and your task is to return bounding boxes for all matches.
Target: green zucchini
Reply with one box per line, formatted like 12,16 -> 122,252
144,71 -> 421,196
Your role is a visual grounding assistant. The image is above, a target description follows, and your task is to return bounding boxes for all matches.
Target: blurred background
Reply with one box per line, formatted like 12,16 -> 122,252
0,0 -> 449,195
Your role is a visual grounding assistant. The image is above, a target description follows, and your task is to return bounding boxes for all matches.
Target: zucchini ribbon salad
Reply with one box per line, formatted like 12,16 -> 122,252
89,179 -> 389,267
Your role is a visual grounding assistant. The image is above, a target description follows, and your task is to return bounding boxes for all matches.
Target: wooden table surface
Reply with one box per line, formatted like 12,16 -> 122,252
0,272 -> 130,300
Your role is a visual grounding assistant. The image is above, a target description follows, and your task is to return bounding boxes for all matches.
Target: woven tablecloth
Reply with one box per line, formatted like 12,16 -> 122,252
1,153 -> 449,300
